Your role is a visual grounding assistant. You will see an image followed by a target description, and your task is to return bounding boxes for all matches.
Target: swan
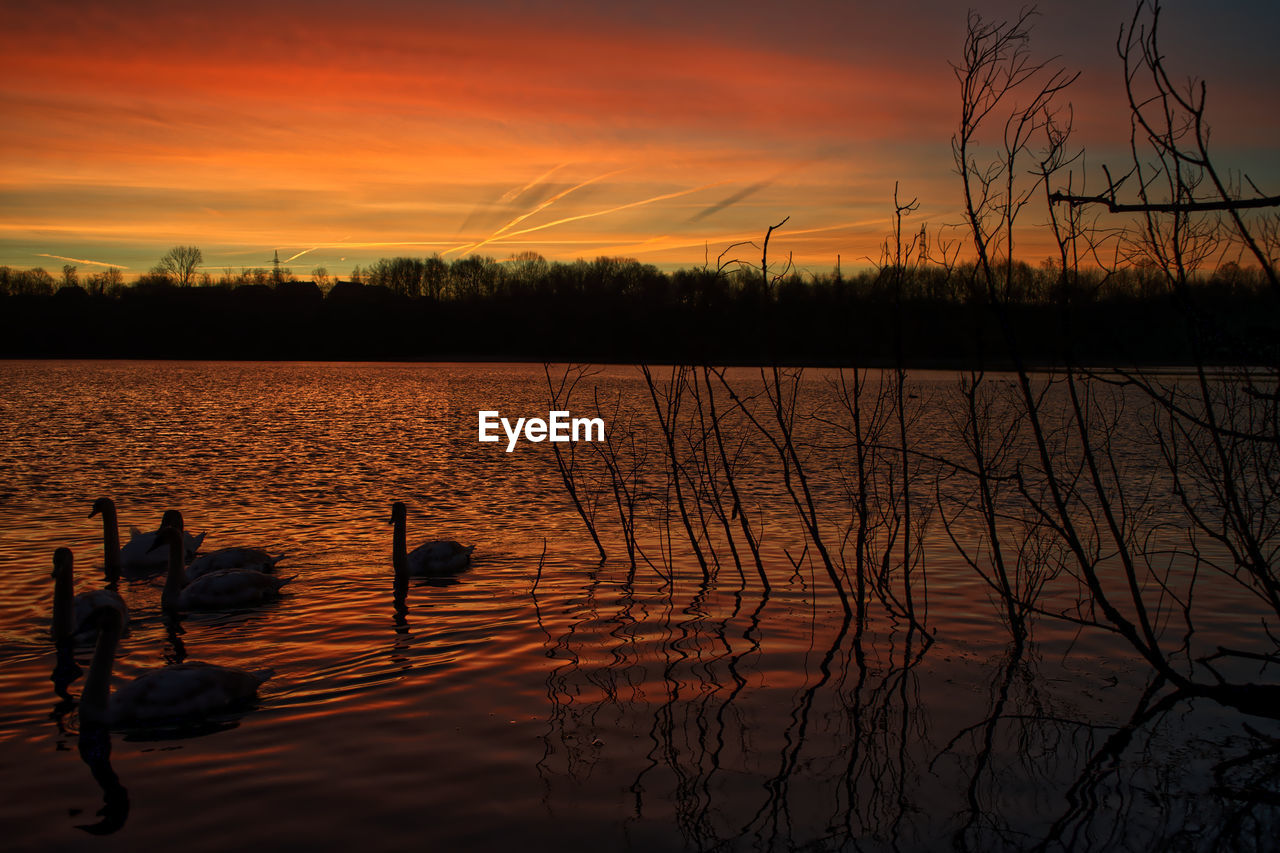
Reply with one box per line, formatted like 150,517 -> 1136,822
119,508 -> 204,572
51,547 -> 129,647
89,498 -> 124,583
390,501 -> 474,577
91,499 -> 203,575
186,546 -> 286,581
155,527 -> 292,611
78,605 -> 269,729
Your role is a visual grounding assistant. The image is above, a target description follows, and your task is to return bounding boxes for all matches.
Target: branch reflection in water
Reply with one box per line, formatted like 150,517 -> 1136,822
531,558 -> 1280,850
531,553 -> 936,848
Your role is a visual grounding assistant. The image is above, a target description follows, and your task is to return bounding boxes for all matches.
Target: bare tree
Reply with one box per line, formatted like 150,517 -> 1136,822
153,245 -> 203,286
953,0 -> 1280,713
86,267 -> 123,297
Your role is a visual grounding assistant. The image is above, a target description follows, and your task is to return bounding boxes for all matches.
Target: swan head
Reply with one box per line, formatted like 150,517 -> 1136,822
52,546 -> 73,580
390,501 -> 407,525
89,498 -> 114,519
159,509 -> 184,531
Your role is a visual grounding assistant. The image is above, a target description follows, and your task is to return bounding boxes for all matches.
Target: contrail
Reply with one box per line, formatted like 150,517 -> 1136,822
588,216 -> 898,259
773,217 -> 893,237
326,240 -> 453,249
687,181 -> 772,223
499,163 -> 569,204
489,180 -> 730,244
36,253 -> 128,269
281,234 -> 353,264
460,165 -> 571,235
281,247 -> 317,264
454,168 -> 628,257
490,169 -> 626,238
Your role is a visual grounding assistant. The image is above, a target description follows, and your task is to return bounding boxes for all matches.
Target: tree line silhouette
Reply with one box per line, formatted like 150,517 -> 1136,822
0,248 -> 1274,364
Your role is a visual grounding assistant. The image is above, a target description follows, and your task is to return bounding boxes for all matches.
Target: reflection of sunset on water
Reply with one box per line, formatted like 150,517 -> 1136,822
0,361 -> 1274,849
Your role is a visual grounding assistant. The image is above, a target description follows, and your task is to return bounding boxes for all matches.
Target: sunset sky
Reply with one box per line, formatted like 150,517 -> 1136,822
3,0 -> 1278,279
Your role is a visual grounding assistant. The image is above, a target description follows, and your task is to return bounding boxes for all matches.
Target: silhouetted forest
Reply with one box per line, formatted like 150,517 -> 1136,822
1,254 -> 1275,364
0,247 -> 1274,363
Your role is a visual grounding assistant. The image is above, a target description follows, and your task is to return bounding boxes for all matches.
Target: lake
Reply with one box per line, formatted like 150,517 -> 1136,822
0,360 -> 1275,851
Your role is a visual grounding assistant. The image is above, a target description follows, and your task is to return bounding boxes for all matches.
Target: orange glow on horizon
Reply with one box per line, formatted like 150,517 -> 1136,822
2,2 -> 1277,277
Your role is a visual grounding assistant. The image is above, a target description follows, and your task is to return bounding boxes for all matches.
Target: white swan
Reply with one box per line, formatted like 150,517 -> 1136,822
51,547 -> 129,646
186,547 -> 286,581
78,606 -> 269,729
390,501 -> 474,577
91,499 -> 203,575
155,527 -> 292,611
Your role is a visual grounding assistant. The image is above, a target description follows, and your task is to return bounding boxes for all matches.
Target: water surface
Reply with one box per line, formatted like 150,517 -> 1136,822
0,360 -> 1275,851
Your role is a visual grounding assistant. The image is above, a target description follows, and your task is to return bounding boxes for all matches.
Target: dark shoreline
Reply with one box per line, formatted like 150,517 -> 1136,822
3,283 -> 1276,368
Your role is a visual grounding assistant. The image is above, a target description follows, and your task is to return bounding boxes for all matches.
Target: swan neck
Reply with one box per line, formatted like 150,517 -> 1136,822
393,515 -> 407,576
81,617 -> 121,725
101,505 -> 120,582
161,536 -> 187,607
52,570 -> 74,643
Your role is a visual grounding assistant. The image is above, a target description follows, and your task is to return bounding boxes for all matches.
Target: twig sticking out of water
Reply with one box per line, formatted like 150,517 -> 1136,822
532,538 -> 547,594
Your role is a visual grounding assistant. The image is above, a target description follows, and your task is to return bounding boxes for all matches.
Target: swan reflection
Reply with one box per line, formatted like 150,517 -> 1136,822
74,724 -> 129,835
